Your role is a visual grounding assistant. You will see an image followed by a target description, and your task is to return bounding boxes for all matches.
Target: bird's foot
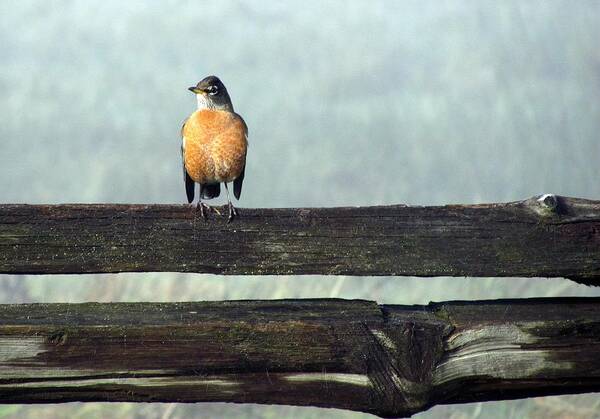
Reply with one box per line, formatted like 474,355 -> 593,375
195,202 -> 221,220
227,201 -> 239,223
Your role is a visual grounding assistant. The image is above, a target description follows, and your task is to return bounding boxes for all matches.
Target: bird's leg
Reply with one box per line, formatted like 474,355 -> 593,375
224,183 -> 238,223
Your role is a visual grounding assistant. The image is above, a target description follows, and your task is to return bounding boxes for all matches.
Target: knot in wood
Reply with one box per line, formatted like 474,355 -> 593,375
538,194 -> 558,212
47,330 -> 68,346
364,311 -> 451,416
530,193 -> 561,218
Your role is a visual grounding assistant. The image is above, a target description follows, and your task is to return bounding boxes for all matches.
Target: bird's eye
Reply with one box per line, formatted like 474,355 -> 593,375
208,85 -> 219,96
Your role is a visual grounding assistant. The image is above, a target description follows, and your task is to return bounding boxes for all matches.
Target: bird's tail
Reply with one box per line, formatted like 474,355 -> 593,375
200,183 -> 221,199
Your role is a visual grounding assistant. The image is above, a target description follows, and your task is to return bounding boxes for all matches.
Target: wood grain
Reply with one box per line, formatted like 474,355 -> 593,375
1,194 -> 599,282
0,298 -> 598,417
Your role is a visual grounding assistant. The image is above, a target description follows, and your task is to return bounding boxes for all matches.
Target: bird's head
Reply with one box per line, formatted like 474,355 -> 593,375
188,76 -> 233,111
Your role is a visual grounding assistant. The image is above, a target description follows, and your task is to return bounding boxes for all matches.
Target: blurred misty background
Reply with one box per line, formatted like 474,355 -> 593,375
1,1 -> 600,418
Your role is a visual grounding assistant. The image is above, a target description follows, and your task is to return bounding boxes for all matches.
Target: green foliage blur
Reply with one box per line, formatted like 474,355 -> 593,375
1,1 -> 599,418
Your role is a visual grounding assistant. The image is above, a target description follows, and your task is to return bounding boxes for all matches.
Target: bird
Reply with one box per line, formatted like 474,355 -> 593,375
181,76 -> 248,222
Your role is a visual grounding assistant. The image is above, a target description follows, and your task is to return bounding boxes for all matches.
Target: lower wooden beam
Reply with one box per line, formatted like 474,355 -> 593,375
0,298 -> 599,417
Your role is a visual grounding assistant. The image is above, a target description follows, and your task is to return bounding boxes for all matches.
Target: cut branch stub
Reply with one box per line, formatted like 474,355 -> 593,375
539,193 -> 559,212
531,193 -> 560,217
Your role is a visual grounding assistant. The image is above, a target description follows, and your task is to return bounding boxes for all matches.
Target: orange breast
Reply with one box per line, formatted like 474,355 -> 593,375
182,110 -> 248,184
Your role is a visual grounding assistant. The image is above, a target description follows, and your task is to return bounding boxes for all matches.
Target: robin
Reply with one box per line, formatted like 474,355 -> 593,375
181,76 -> 248,222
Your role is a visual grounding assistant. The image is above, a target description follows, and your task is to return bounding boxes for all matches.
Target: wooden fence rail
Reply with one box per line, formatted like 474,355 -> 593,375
2,194 -> 600,416
1,194 -> 599,283
0,298 -> 599,417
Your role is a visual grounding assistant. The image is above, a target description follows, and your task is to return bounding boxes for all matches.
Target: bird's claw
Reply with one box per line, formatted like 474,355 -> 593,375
227,202 -> 239,223
195,202 -> 220,220
192,202 -> 234,222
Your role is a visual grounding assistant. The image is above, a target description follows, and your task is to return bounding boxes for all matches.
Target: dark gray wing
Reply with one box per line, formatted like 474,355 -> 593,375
233,164 -> 245,200
233,116 -> 248,200
181,120 -> 195,203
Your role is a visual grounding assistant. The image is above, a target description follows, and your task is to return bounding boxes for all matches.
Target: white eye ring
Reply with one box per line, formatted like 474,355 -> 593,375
208,86 -> 218,96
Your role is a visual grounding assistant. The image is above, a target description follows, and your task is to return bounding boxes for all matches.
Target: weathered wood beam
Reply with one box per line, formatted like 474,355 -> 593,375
0,298 -> 599,417
1,194 -> 599,282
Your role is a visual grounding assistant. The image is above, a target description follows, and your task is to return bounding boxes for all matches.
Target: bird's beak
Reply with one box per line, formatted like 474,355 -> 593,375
188,86 -> 205,94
